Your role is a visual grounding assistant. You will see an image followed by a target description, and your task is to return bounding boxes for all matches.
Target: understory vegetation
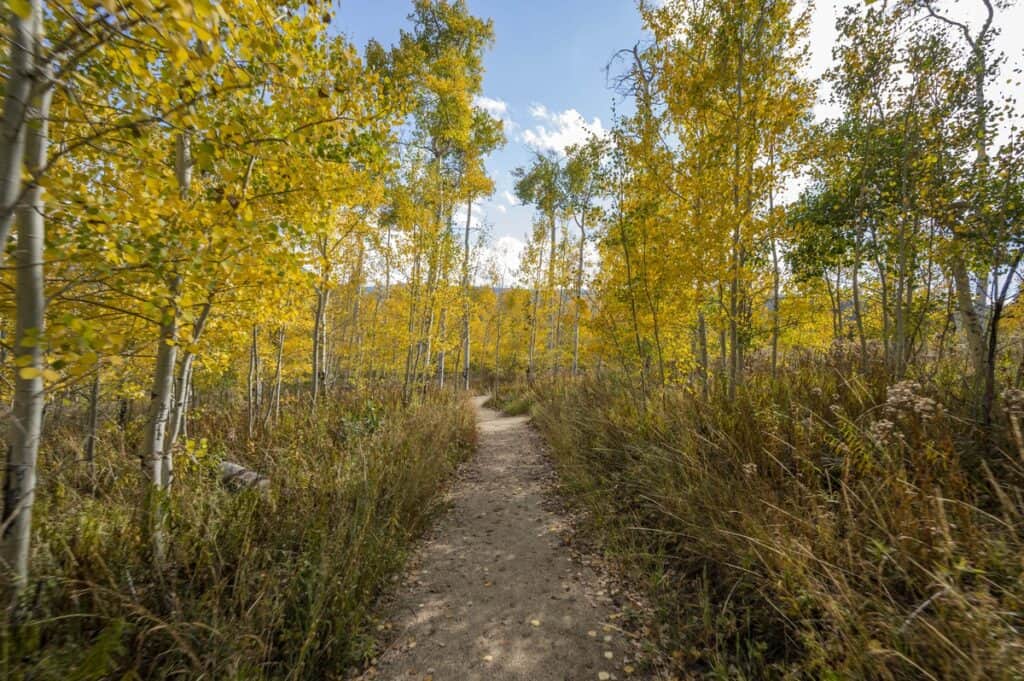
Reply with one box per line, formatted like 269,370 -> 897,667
533,356 -> 1024,680
1,387 -> 475,679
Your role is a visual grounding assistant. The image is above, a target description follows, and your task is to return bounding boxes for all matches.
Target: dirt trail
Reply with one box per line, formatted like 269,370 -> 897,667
363,396 -> 643,681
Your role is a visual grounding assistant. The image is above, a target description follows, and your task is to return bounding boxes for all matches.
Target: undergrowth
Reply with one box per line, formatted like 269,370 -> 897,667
483,383 -> 534,416
533,350 -> 1024,680
1,387 -> 476,680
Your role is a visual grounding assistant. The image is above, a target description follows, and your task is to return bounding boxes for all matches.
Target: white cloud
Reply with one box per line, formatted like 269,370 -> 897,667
502,190 -> 518,206
529,103 -> 549,118
477,236 -> 526,285
521,104 -> 607,155
474,95 -> 509,118
496,204 -> 507,214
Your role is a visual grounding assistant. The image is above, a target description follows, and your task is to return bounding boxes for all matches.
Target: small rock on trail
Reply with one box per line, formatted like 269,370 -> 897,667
360,396 -> 647,681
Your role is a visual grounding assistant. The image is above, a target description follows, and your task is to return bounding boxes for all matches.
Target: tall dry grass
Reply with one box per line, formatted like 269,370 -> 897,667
2,386 -> 476,680
533,349 -> 1024,679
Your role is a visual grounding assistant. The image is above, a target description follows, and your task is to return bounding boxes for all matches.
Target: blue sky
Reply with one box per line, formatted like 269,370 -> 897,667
335,0 -> 648,261
334,0 -> 1024,274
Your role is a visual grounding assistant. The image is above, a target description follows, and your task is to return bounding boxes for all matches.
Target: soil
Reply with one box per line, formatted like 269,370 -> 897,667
360,396 -> 651,681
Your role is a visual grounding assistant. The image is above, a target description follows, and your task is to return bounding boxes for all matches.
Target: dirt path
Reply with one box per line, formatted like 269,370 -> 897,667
362,397 -> 644,681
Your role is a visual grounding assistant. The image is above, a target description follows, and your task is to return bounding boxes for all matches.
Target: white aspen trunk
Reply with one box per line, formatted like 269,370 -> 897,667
247,324 -> 258,439
320,291 -> 330,391
438,308 -> 447,388
143,294 -> 179,492
139,132 -> 189,558
493,288 -> 503,395
528,286 -> 539,384
573,223 -> 585,377
0,7 -> 35,257
312,287 -> 324,403
2,19 -> 49,590
166,301 -> 210,454
462,201 -> 472,390
139,288 -> 177,566
264,326 -> 284,427
547,214 -> 557,372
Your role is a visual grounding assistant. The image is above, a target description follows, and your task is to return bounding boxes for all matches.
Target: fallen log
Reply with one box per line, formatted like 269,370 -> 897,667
219,461 -> 270,492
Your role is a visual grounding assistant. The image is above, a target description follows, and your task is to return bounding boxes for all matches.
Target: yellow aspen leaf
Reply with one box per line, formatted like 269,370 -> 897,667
7,0 -> 31,20
18,367 -> 42,380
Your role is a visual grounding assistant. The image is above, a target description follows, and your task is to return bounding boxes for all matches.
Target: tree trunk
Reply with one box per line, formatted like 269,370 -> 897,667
697,311 -> 709,398
953,257 -> 986,389
85,369 -> 100,464
0,6 -> 34,258
265,326 -> 284,427
548,213 -> 557,373
462,201 -> 473,390
573,222 -> 587,377
2,27 -> 49,591
528,285 -> 539,384
166,301 -> 211,454
312,287 -> 326,403
141,278 -> 180,561
247,324 -> 259,439
493,289 -> 503,396
437,308 -> 447,388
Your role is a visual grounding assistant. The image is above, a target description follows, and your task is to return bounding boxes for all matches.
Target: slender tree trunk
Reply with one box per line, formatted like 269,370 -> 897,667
462,201 -> 473,390
528,285 -> 539,384
312,287 -> 326,403
2,28 -> 49,591
85,369 -> 100,464
493,289 -> 503,396
697,311 -> 709,398
953,258 -> 986,389
140,132 -> 191,559
0,6 -> 35,258
573,222 -> 585,377
166,301 -> 211,454
617,212 -> 647,398
768,146 -> 781,380
437,308 -> 447,388
141,277 -> 180,561
852,258 -> 867,371
548,213 -> 557,374
319,292 -> 330,391
247,325 -> 259,439
266,326 -> 284,427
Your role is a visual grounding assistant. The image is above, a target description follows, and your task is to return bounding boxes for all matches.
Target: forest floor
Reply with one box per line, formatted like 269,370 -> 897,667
358,396 -> 652,681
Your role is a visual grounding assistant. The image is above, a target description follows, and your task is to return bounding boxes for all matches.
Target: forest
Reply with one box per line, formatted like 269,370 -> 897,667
1,0 -> 1022,679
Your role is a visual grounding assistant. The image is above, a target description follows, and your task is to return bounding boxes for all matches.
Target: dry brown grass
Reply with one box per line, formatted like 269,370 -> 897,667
1,386 -> 476,680
533,352 -> 1024,679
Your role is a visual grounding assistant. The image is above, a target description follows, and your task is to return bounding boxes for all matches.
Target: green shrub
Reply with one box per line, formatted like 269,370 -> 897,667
483,382 -> 534,416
